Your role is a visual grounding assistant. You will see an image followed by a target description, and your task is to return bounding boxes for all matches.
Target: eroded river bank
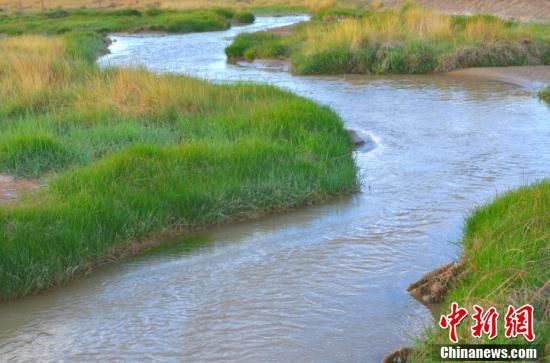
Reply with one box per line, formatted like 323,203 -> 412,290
1,16 -> 549,362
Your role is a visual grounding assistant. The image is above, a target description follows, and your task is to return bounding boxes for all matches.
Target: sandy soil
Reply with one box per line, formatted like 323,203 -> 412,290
383,0 -> 550,22
0,175 -> 41,205
447,65 -> 550,89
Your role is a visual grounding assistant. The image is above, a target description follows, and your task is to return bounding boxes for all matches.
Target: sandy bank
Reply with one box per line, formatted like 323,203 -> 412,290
447,65 -> 550,90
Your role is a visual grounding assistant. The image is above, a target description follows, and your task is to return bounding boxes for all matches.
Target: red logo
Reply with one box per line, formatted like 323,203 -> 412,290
439,302 -> 469,343
471,305 -> 499,340
504,304 -> 535,342
439,303 -> 535,343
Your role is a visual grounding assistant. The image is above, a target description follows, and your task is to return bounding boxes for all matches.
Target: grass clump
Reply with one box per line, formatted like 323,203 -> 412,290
0,132 -> 72,177
226,32 -> 289,60
0,33 -> 358,300
226,4 -> 550,74
234,11 -> 256,24
413,181 -> 550,360
538,85 -> 550,102
0,7 -> 255,35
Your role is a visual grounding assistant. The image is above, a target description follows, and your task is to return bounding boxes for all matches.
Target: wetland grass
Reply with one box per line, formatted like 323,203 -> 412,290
413,181 -> 549,359
0,32 -> 358,300
0,7 -> 255,34
226,4 -> 550,74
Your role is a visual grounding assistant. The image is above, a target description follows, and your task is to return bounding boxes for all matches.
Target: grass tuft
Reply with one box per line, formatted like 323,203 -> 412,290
538,85 -> 550,102
0,131 -> 72,177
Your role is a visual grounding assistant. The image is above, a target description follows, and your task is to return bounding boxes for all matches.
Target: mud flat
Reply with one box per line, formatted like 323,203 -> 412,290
447,66 -> 550,90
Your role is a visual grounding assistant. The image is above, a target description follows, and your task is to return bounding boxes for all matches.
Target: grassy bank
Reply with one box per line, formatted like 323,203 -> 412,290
226,4 -> 550,74
0,30 -> 357,300
413,181 -> 549,360
0,7 -> 255,34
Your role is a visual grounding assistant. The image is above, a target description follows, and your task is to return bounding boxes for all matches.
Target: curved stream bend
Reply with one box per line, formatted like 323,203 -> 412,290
0,16 -> 549,363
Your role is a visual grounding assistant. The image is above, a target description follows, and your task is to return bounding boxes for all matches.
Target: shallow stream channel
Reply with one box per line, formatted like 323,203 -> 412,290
1,15 -> 549,362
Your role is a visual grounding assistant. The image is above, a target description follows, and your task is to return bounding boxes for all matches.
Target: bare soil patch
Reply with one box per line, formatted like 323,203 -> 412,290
0,175 -> 41,205
383,0 -> 550,22
447,65 -> 550,89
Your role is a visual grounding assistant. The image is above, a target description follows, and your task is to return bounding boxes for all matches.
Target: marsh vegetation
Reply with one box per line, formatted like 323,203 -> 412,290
0,29 -> 357,300
414,181 -> 549,358
0,7 -> 255,34
226,4 -> 550,74
0,2 -> 548,360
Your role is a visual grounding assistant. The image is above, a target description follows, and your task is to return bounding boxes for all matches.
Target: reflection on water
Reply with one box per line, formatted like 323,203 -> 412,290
1,16 -> 549,363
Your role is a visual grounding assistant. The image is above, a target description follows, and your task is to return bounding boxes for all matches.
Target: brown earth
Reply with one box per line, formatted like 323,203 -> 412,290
407,261 -> 465,305
383,0 -> 550,22
447,65 -> 550,90
0,175 -> 41,205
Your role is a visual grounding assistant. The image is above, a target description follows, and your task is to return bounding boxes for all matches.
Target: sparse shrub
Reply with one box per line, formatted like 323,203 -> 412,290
97,26 -> 113,33
45,9 -> 69,19
233,11 -> 255,24
213,8 -> 235,19
144,7 -> 162,17
110,9 -> 142,17
56,27 -> 71,34
313,7 -> 364,21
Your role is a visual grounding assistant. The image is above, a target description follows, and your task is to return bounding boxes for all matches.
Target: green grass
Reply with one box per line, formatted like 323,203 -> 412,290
539,86 -> 550,103
413,181 -> 550,361
0,29 -> 358,300
0,7 -> 255,35
226,31 -> 291,60
226,6 -> 550,74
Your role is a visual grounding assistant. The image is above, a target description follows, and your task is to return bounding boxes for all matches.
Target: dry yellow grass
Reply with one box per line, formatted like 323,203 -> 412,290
404,4 -> 452,39
302,6 -> 455,54
0,34 -> 206,117
0,35 -> 78,110
76,68 -> 212,117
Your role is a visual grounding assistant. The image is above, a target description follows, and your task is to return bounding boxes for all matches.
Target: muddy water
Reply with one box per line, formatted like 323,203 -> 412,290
1,16 -> 549,362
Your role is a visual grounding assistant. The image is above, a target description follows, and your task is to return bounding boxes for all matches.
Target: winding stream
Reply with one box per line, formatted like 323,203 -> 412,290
1,16 -> 549,362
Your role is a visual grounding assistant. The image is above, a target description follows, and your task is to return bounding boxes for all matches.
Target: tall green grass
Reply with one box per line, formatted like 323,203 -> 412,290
0,32 -> 358,300
226,5 -> 550,74
413,181 -> 549,360
0,7 -> 254,35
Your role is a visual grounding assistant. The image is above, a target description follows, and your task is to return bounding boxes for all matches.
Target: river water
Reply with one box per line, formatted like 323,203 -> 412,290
1,16 -> 549,362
